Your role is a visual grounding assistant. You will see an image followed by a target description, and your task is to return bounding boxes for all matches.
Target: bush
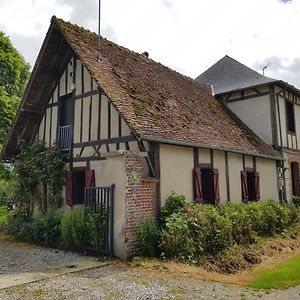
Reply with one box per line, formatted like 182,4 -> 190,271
160,193 -> 188,224
160,213 -> 195,261
61,208 -> 85,251
220,204 -> 258,244
32,211 -> 61,246
4,208 -> 32,240
157,196 -> 300,263
137,218 -> 160,257
293,196 -> 300,206
85,208 -> 109,249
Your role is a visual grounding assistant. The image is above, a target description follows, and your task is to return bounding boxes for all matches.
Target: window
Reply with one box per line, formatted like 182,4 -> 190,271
193,166 -> 220,204
291,162 -> 300,196
65,169 -> 95,205
241,170 -> 260,202
286,100 -> 295,133
60,93 -> 74,126
58,93 -> 74,151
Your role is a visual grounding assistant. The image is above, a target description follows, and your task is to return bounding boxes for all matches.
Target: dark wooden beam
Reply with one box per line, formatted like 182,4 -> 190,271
74,89 -> 99,100
225,151 -> 230,202
73,135 -> 136,148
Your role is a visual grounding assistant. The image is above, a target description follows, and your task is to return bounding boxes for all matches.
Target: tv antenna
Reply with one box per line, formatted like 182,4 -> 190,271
260,64 -> 269,76
97,0 -> 102,61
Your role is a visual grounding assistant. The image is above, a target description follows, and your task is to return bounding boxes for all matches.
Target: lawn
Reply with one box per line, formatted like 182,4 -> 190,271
0,206 -> 8,230
249,254 -> 300,289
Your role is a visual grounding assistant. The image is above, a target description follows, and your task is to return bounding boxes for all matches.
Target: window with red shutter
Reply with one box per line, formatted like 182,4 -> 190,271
241,170 -> 260,203
291,162 -> 300,196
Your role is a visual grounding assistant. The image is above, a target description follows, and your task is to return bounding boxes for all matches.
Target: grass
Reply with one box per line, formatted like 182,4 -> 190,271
249,254 -> 300,289
0,206 -> 8,230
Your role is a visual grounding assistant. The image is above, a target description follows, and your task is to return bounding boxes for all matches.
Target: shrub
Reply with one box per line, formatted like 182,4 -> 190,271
137,218 -> 160,257
293,196 -> 300,206
220,204 -> 257,244
85,208 -> 109,249
32,211 -> 61,246
4,208 -> 32,240
160,193 -> 188,224
61,208 -> 85,251
160,213 -> 195,261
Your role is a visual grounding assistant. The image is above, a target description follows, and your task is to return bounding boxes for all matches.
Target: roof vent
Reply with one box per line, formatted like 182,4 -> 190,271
142,51 -> 149,58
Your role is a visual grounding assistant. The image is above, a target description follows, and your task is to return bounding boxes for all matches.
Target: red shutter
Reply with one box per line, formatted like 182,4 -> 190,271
85,170 -> 95,206
213,168 -> 220,203
85,169 -> 95,187
65,171 -> 73,206
255,172 -> 261,201
194,166 -> 203,203
241,171 -> 248,203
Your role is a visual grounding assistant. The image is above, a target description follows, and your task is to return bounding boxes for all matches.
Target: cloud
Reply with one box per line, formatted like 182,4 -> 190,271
253,56 -> 300,88
279,0 -> 293,3
59,0 -> 98,30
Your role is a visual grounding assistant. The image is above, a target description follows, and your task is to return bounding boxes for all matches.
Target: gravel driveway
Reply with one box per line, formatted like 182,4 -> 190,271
0,238 -> 300,300
0,237 -> 90,274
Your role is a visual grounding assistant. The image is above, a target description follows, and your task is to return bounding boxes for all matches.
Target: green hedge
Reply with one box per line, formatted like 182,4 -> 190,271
138,194 -> 300,263
4,207 -> 104,252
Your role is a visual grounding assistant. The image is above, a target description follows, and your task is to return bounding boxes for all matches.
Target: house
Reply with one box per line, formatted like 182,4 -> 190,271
1,18 -> 281,258
197,55 -> 300,203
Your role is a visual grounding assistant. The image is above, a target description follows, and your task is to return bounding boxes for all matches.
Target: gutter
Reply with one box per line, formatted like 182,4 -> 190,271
140,136 -> 283,161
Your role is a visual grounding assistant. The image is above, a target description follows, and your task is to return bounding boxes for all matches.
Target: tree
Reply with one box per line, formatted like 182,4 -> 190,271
0,32 -> 30,147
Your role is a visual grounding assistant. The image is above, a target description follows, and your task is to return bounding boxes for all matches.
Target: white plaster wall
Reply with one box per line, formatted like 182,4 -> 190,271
213,150 -> 227,203
245,155 -> 253,169
277,97 -> 287,147
160,144 -> 194,205
228,95 -> 272,144
198,148 -> 210,164
228,153 -> 243,203
256,158 -> 279,201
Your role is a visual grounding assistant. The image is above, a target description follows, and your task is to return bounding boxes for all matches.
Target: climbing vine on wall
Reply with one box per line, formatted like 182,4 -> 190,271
14,140 -> 65,215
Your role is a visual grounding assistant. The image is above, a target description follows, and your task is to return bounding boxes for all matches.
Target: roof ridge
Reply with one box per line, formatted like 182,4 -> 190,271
53,16 -> 203,89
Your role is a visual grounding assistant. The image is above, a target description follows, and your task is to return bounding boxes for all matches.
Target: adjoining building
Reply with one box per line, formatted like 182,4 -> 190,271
197,55 -> 300,203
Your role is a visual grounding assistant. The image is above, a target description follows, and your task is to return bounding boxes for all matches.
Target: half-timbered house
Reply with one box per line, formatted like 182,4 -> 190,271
197,55 -> 300,203
1,18 -> 281,258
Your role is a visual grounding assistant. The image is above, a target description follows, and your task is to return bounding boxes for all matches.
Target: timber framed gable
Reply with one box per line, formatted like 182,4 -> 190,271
36,56 -> 144,165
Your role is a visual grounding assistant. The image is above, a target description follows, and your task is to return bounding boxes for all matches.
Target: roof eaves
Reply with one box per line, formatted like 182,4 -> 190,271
215,80 -> 281,96
141,135 -> 282,161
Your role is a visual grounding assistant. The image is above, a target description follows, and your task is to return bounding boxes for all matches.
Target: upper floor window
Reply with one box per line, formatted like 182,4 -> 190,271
286,100 -> 295,133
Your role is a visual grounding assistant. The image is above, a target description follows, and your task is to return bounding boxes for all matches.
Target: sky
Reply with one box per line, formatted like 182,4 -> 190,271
1,0 -> 300,87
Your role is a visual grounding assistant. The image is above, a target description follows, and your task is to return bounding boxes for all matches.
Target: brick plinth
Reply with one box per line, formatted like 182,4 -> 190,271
124,154 -> 157,258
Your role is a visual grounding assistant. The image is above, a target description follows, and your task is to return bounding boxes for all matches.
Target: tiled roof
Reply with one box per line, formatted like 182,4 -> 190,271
1,18 -> 280,159
196,55 -> 279,95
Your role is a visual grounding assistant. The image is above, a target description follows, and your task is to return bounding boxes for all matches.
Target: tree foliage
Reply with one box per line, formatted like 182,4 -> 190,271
0,32 -> 30,147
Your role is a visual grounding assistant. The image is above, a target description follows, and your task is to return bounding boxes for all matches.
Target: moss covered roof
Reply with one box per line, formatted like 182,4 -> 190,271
1,17 -> 280,159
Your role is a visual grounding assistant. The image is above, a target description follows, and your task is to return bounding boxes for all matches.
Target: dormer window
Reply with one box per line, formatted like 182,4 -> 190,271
286,100 -> 295,133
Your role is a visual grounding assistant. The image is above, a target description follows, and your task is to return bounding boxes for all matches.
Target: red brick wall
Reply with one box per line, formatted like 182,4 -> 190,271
123,154 -> 157,258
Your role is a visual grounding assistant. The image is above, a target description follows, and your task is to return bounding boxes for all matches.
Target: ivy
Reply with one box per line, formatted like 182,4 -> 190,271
13,140 -> 65,215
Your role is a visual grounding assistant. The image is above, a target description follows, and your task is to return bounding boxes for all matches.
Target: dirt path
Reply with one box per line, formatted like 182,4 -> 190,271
1,236 -> 300,299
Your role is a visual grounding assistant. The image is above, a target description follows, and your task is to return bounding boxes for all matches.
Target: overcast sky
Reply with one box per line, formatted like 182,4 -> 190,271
1,0 -> 300,87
